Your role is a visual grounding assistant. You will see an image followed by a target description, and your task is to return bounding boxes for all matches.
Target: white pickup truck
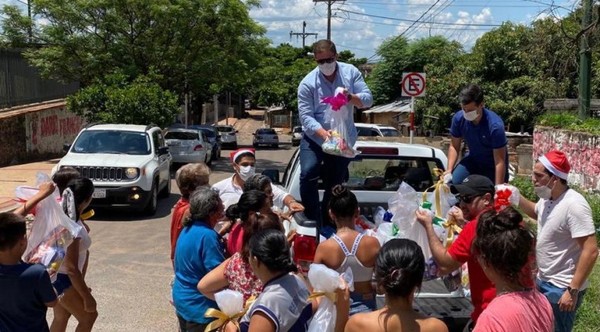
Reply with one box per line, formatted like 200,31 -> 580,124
269,141 -> 472,331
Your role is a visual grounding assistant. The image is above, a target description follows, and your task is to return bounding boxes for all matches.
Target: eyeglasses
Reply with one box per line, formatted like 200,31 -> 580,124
456,195 -> 480,204
316,57 -> 335,65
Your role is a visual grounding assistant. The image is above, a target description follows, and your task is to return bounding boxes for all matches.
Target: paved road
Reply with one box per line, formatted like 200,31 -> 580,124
48,137 -> 297,331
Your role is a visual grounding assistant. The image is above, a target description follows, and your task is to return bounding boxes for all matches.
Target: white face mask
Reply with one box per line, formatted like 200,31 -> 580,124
534,177 -> 555,200
238,165 -> 255,181
319,62 -> 336,76
463,109 -> 479,122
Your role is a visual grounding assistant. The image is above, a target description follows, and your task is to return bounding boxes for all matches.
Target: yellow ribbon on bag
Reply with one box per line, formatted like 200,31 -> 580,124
422,168 -> 462,247
421,168 -> 449,219
203,309 -> 245,332
442,218 -> 462,247
307,291 -> 337,303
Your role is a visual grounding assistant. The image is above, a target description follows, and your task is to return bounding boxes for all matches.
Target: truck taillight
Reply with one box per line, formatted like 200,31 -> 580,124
357,147 -> 399,155
193,145 -> 203,151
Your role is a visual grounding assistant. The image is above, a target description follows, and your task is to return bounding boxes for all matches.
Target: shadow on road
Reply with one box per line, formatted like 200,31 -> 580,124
90,192 -> 181,221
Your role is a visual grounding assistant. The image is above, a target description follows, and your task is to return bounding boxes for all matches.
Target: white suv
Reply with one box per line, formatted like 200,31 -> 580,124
54,124 -> 172,215
355,123 -> 400,137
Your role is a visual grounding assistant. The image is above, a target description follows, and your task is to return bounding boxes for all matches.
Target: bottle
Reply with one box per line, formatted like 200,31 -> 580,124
292,216 -> 318,276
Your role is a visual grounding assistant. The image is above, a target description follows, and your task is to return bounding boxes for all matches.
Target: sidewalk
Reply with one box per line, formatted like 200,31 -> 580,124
0,159 -> 58,212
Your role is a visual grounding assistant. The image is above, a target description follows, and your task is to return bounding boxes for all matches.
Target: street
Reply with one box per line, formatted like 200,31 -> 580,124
48,138 -> 296,331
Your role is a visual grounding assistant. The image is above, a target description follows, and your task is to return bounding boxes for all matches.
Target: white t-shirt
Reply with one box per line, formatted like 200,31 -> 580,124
212,176 -> 288,210
59,220 -> 92,273
535,188 -> 595,289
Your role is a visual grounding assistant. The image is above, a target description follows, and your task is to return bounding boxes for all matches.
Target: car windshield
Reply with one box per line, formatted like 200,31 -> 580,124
380,128 -> 400,137
216,126 -> 234,133
198,128 -> 216,138
72,130 -> 150,155
165,131 -> 199,140
257,129 -> 276,134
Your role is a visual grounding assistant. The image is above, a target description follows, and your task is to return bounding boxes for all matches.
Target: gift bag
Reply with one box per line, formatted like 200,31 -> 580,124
321,87 -> 359,158
16,181 -> 82,282
388,182 -> 432,259
204,289 -> 245,331
307,264 -> 350,332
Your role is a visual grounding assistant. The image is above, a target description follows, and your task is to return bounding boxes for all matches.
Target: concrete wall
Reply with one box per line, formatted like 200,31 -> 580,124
533,126 -> 600,191
0,100 -> 84,166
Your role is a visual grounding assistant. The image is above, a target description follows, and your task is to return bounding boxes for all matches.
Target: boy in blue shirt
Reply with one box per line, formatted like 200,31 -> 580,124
0,212 -> 57,332
445,84 -> 509,185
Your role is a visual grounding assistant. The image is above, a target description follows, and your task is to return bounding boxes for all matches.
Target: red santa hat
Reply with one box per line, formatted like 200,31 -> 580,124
230,148 -> 255,163
538,150 -> 570,180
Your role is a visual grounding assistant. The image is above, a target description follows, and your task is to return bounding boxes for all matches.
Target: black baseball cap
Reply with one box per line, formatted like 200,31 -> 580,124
450,175 -> 495,197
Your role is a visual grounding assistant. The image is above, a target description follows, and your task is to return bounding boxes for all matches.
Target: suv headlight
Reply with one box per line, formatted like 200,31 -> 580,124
125,168 -> 139,179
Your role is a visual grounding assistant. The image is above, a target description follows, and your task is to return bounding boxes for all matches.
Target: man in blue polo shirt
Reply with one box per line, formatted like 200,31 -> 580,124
445,84 -> 508,185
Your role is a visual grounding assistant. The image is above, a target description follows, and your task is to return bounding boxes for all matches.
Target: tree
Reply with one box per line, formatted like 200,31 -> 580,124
4,0 -> 266,103
67,72 -> 179,128
0,5 -> 34,48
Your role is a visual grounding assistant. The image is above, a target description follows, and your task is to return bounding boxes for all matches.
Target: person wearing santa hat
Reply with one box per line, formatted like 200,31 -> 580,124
516,150 -> 598,332
211,148 -> 304,213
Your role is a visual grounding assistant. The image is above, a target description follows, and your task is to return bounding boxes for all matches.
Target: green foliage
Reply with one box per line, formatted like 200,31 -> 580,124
538,112 -> 600,135
0,5 -> 34,48
575,263 -> 600,331
67,73 -> 179,128
510,175 -> 536,202
7,0 -> 265,104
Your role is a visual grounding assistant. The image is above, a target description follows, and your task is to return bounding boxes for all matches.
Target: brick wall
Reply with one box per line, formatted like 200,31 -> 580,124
534,126 -> 600,191
0,100 -> 84,166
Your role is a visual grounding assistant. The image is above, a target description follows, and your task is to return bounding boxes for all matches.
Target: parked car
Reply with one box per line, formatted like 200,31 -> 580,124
291,126 -> 303,146
355,123 -> 400,137
54,124 -> 171,215
253,128 -> 279,148
164,128 -> 212,166
192,125 -> 221,161
214,125 -> 238,149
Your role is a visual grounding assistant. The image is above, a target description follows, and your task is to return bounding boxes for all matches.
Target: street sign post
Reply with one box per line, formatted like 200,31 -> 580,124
401,72 -> 426,144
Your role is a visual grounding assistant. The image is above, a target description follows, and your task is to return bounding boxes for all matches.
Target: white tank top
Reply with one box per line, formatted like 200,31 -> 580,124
59,220 -> 92,273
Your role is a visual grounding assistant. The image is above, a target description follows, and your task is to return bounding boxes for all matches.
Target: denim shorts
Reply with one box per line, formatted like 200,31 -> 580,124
53,273 -> 72,295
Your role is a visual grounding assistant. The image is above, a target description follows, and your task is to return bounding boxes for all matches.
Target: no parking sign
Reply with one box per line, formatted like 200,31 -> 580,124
401,72 -> 426,97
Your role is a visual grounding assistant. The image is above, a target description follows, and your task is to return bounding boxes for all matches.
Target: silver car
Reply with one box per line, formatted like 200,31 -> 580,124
164,128 -> 212,165
214,125 -> 238,149
253,128 -> 279,148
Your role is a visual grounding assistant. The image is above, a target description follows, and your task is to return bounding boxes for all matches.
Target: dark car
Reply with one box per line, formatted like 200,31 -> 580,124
191,125 -> 222,161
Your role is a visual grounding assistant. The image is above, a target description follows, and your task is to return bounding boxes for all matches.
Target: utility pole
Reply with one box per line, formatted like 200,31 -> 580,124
289,21 -> 318,48
579,0 -> 592,119
27,0 -> 33,43
313,0 -> 345,40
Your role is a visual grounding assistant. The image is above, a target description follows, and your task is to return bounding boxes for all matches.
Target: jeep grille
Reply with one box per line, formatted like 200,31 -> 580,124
72,166 -> 126,181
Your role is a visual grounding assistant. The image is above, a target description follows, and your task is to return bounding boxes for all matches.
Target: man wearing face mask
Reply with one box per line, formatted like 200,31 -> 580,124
297,39 -> 373,237
445,84 -> 509,185
211,148 -> 304,213
516,150 -> 598,332
416,175 -> 498,330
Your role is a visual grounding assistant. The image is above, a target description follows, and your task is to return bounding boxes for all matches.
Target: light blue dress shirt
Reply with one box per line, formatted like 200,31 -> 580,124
297,62 -> 373,146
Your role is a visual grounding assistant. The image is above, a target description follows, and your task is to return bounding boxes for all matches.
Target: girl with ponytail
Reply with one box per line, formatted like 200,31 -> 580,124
345,239 -> 448,332
471,207 -> 553,331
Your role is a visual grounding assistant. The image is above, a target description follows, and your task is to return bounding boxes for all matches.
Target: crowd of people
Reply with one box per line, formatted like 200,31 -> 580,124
1,38 -> 598,332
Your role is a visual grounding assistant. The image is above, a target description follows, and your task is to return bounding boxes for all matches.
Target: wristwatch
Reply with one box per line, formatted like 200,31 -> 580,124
567,286 -> 579,297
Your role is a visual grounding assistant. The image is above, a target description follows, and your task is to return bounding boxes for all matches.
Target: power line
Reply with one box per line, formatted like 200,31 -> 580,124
336,8 -> 503,27
331,13 -> 492,30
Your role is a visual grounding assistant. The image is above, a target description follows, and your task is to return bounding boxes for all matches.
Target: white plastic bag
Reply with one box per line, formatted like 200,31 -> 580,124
321,87 -> 359,158
307,264 -> 347,332
16,179 -> 82,282
389,182 -> 432,260
215,289 -> 244,316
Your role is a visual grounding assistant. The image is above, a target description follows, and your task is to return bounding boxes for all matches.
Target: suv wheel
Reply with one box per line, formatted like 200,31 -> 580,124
144,182 -> 158,215
159,177 -> 171,198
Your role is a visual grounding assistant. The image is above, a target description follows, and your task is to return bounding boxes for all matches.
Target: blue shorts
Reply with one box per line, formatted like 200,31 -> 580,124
53,273 -> 72,295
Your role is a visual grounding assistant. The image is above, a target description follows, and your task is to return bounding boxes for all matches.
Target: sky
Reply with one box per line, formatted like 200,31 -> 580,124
1,0 -> 582,60
249,0 -> 581,60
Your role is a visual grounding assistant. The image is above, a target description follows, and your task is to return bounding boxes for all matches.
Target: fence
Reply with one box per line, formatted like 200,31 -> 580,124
0,49 -> 79,109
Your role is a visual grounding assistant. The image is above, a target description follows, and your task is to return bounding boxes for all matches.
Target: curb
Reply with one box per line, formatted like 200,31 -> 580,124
0,197 -> 18,213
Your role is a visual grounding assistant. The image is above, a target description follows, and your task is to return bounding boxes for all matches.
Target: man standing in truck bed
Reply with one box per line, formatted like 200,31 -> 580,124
297,39 -> 373,237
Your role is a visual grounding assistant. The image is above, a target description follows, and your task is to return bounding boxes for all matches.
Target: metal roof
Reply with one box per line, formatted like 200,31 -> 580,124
362,100 -> 411,114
